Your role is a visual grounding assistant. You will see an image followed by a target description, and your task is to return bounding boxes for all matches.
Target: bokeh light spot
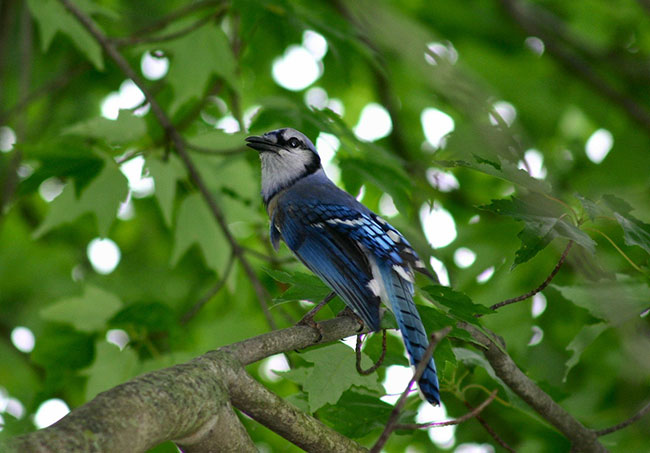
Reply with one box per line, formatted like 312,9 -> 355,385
379,194 -> 398,217
490,101 -> 517,126
259,353 -> 290,383
453,248 -> 476,268
11,326 -> 35,353
476,266 -> 495,284
87,238 -> 121,275
141,51 -> 169,80
0,126 -> 17,152
272,45 -> 322,91
585,129 -> 613,163
421,108 -> 454,149
426,168 -> 459,192
528,326 -> 544,346
420,203 -> 457,248
354,103 -> 392,142
34,399 -> 69,429
531,293 -> 547,318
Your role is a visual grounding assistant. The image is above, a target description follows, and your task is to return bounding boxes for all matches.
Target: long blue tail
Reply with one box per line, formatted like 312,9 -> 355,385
379,263 -> 440,405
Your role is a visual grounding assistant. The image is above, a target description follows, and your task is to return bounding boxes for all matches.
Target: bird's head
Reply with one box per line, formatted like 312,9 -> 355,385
246,128 -> 322,202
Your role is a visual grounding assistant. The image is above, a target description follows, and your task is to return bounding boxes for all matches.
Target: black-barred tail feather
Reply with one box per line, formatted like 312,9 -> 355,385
379,261 -> 440,405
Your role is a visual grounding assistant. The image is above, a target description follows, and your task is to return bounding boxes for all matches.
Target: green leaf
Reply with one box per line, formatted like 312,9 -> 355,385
84,341 -> 138,400
613,213 -> 650,256
418,304 -> 475,344
276,366 -> 312,386
453,347 -> 521,406
563,323 -> 608,382
34,159 -> 129,237
28,0 -> 104,70
513,218 -> 558,268
40,285 -> 123,332
18,139 -> 103,196
264,268 -> 332,303
437,155 -> 552,194
575,193 -> 602,222
171,193 -> 230,274
479,194 -> 595,267
362,331 -> 410,367
318,391 -> 394,438
423,284 -> 492,324
186,130 -> 248,152
164,24 -> 238,113
554,280 -> 650,325
31,324 -> 95,370
146,154 -> 185,226
110,301 -> 176,333
300,343 -> 383,412
63,112 -> 147,145
339,157 -> 412,213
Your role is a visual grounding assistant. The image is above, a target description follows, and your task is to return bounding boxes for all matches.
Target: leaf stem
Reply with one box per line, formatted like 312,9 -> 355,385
585,227 -> 645,274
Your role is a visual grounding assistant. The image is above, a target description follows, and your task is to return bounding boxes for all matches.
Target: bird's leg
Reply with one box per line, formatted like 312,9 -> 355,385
337,306 -> 365,332
297,292 -> 336,342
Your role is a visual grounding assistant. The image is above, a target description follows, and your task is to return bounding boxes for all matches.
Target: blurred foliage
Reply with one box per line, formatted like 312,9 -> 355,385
1,0 -> 649,451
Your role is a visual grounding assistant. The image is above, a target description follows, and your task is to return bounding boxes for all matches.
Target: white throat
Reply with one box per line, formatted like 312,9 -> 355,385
260,150 -> 320,202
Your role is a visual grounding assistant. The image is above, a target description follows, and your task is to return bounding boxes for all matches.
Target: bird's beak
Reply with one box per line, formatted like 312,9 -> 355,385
245,135 -> 278,154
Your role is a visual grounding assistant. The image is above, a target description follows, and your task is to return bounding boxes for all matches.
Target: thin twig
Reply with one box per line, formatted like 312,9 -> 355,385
0,64 -> 88,124
370,327 -> 451,453
355,330 -> 386,375
499,0 -> 650,135
185,142 -> 248,156
58,0 -> 277,331
297,292 -> 337,326
594,400 -> 650,437
181,253 -> 236,324
241,246 -> 296,265
463,400 -> 516,452
487,240 -> 573,313
114,9 -> 224,46
126,0 -> 225,39
394,390 -> 498,430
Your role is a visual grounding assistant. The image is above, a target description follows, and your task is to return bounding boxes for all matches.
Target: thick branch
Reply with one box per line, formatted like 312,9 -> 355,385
461,323 -> 607,452
6,317 -> 366,453
228,366 -> 367,453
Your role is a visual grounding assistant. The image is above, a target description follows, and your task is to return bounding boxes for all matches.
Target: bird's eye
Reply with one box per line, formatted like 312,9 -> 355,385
288,137 -> 301,148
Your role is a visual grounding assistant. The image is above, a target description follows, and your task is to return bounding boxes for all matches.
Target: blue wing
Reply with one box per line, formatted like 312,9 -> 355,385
276,200 -> 440,404
279,202 -> 382,330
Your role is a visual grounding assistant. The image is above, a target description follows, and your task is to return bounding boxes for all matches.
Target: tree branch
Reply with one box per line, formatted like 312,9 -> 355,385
499,0 -> 650,135
394,389 -> 497,429
593,399 -> 650,437
461,322 -> 608,452
370,327 -> 451,453
181,252 -> 236,324
58,0 -> 276,330
488,240 -> 573,312
113,8 -> 226,47
5,316 -> 367,453
463,399 -> 516,452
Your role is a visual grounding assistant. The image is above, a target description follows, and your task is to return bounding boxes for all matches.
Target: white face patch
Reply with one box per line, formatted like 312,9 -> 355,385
387,230 -> 401,243
260,150 -> 319,201
393,264 -> 414,282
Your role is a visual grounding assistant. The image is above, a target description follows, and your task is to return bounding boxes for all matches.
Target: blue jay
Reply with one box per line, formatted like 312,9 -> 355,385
246,128 -> 440,405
